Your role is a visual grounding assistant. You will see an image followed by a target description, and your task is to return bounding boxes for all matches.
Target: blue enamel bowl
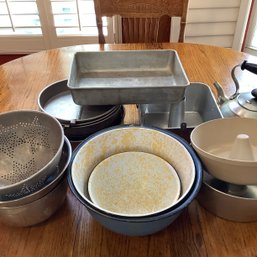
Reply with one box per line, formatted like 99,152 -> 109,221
68,125 -> 202,236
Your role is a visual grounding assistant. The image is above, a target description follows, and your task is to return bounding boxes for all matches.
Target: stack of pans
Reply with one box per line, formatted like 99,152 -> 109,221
38,80 -> 124,142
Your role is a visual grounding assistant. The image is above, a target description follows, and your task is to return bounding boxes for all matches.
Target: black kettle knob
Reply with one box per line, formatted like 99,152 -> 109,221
252,88 -> 257,99
241,60 -> 257,75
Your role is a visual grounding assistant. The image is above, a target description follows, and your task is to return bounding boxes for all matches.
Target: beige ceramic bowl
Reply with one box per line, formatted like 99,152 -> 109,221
191,117 -> 257,185
88,151 -> 181,216
71,126 -> 195,217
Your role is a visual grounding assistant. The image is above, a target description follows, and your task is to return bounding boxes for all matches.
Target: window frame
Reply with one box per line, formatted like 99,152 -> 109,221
243,0 -> 257,56
0,0 -> 114,54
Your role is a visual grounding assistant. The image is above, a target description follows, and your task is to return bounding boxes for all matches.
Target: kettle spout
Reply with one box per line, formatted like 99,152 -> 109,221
213,81 -> 229,105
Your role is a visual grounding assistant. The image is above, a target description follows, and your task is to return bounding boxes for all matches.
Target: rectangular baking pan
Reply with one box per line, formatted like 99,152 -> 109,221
67,50 -> 189,105
139,82 -> 223,129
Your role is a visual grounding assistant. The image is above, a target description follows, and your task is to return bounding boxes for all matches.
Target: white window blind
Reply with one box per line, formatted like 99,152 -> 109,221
50,0 -> 107,36
0,0 -> 113,53
0,0 -> 42,35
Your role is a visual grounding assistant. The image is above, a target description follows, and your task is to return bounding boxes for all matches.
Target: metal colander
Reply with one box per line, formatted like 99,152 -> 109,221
0,173 -> 50,201
0,110 -> 64,198
0,136 -> 71,204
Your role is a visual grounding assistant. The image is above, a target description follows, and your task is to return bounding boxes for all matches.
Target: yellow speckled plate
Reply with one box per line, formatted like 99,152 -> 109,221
88,151 -> 181,216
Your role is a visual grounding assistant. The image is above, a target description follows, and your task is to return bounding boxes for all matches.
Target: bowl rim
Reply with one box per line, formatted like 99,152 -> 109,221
0,109 -> 65,191
68,124 -> 202,222
0,172 -> 68,211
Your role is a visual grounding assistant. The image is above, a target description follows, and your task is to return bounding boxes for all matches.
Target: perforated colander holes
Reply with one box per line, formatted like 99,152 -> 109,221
32,116 -> 40,126
35,128 -> 50,149
1,175 -> 47,200
19,116 -> 41,127
0,158 -> 37,184
0,123 -> 31,158
2,184 -> 32,199
23,125 -> 51,154
1,191 -> 25,201
19,176 -> 46,196
0,123 -> 20,134
0,131 -> 17,158
18,117 -> 51,150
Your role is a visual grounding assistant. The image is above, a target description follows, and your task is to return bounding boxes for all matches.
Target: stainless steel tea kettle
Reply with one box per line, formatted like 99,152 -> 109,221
213,60 -> 257,118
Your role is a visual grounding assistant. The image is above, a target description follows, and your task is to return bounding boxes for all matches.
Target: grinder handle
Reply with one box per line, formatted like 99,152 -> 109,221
241,60 -> 257,75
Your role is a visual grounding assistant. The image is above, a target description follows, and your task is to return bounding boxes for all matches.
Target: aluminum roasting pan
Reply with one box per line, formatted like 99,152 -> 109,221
67,50 -> 190,105
139,82 -> 223,129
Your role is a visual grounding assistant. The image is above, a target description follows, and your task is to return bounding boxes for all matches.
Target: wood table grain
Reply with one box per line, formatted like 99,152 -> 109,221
0,43 -> 257,257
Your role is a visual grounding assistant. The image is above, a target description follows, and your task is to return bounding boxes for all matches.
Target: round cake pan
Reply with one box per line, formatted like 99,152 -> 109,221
63,105 -> 124,141
197,171 -> 257,222
38,79 -> 124,140
38,79 -> 118,125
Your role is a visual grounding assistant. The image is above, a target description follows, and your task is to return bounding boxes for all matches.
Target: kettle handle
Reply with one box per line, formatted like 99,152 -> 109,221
241,61 -> 257,99
213,64 -> 241,103
229,60 -> 257,99
251,88 -> 257,98
241,60 -> 257,75
215,61 -> 257,102
230,64 -> 241,100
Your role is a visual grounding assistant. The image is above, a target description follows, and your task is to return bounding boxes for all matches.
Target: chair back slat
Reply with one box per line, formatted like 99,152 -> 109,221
94,0 -> 189,43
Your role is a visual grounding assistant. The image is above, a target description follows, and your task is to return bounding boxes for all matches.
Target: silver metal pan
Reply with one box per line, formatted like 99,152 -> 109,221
38,79 -> 118,126
38,80 -> 124,140
197,171 -> 257,222
67,50 -> 189,105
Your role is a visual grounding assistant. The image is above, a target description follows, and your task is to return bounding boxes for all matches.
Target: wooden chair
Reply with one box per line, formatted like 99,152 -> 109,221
93,0 -> 189,44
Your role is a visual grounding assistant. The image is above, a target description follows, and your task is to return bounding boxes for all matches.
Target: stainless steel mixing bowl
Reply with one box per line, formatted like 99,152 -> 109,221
0,177 -> 68,227
0,137 -> 72,226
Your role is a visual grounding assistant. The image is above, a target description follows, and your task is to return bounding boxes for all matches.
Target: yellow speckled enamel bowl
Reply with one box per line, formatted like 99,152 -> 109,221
70,126 -> 195,217
88,151 -> 181,216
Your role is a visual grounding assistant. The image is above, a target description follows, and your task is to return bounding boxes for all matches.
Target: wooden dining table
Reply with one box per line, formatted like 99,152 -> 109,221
0,43 -> 257,257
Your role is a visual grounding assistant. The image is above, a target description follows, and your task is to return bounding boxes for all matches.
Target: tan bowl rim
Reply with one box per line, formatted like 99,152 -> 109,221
190,117 -> 257,165
191,143 -> 257,166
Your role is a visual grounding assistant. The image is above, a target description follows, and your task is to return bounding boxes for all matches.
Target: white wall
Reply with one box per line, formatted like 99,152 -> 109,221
184,0 -> 252,50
